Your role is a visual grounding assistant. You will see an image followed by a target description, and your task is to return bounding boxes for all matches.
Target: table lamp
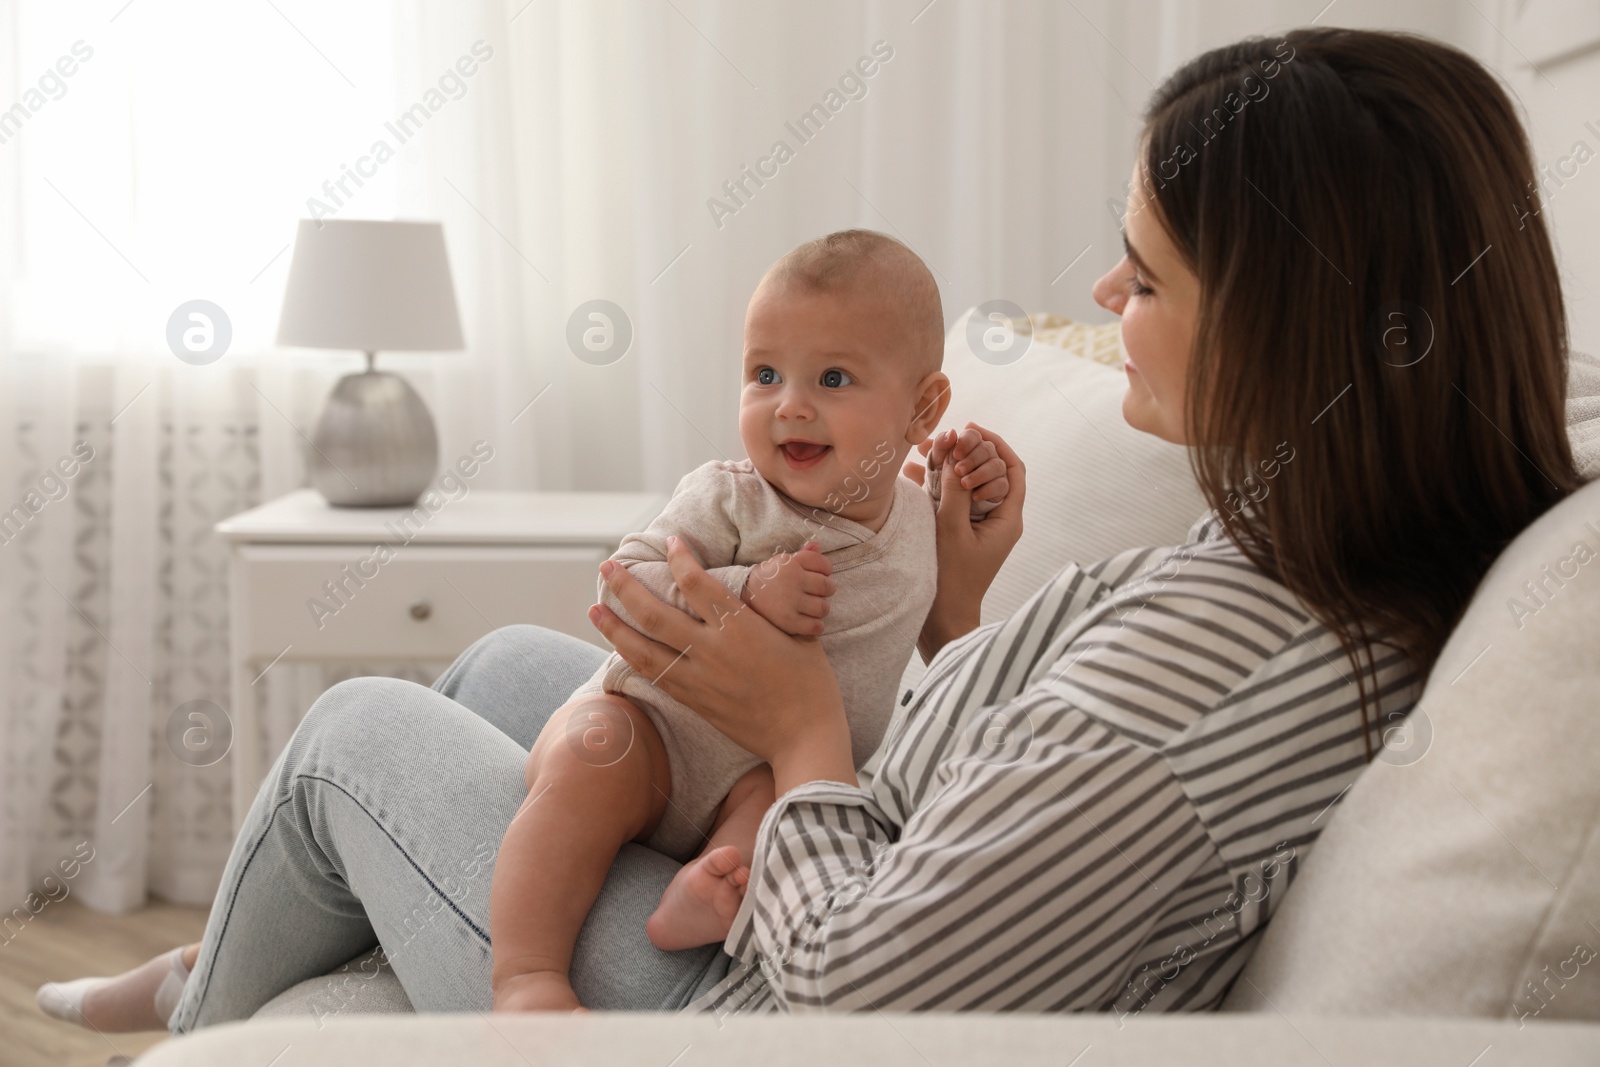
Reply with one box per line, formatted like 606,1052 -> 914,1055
276,219 -> 465,507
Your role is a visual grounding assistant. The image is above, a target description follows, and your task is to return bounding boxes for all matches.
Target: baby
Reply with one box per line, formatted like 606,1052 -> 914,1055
490,229 -> 1005,1013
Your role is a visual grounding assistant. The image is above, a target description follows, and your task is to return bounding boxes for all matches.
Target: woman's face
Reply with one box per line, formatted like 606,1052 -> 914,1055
1092,163 -> 1200,445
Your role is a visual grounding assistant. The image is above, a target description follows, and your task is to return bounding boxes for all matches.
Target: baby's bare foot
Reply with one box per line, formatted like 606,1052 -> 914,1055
494,970 -> 586,1014
646,845 -> 750,951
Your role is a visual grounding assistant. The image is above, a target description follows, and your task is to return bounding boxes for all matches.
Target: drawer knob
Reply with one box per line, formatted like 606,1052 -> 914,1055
409,600 -> 432,621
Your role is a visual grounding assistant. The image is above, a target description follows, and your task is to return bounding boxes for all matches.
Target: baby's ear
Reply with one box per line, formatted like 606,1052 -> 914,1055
907,371 -> 951,443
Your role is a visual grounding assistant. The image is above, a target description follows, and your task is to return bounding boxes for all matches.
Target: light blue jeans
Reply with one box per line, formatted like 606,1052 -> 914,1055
169,625 -> 732,1032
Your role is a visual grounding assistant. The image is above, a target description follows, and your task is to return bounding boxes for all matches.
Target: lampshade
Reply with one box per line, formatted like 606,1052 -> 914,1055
276,219 -> 465,353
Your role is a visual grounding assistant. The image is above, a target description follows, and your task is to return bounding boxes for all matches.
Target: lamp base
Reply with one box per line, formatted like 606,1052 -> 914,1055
309,369 -> 439,507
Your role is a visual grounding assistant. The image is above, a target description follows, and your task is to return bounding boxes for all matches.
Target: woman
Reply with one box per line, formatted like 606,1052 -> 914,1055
39,27 -> 1582,1029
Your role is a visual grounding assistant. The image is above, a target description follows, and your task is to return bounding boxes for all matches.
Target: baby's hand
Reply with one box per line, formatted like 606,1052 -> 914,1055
916,424 -> 1009,521
739,543 -> 835,637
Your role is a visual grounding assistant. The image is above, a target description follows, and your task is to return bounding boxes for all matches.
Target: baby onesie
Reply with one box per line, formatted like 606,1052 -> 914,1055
568,458 -> 937,861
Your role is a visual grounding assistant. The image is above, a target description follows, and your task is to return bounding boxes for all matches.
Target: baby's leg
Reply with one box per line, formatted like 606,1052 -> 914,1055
490,693 -> 671,1012
646,764 -> 776,952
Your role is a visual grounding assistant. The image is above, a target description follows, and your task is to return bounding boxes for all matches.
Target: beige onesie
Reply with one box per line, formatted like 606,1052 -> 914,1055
570,458 -> 937,861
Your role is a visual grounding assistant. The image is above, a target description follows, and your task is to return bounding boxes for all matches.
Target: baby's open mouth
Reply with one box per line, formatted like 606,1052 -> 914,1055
780,441 -> 831,468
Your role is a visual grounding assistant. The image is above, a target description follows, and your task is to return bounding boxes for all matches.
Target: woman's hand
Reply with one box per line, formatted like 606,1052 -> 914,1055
588,539 -> 856,796
902,422 -> 1026,663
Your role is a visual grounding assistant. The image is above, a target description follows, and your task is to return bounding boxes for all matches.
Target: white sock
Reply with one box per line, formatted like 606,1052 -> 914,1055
154,948 -> 191,1026
36,946 -> 191,1032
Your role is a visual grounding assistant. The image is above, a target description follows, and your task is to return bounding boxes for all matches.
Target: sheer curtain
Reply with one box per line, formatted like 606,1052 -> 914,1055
0,0 -> 1476,913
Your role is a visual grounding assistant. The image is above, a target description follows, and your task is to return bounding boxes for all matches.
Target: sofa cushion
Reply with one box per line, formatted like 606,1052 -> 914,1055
1569,348 -> 1600,478
889,308 -> 1206,705
253,946 -> 413,1019
935,308 -> 1208,624
1223,472 -> 1600,1021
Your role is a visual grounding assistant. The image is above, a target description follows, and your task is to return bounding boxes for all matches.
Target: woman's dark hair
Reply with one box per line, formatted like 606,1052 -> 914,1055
1141,28 -> 1584,758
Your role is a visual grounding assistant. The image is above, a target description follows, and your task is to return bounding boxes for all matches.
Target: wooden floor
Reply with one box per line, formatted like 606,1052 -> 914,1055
0,896 -> 209,1067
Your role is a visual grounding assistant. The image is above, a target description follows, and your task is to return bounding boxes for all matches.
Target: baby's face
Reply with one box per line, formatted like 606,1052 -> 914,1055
739,281 -> 923,523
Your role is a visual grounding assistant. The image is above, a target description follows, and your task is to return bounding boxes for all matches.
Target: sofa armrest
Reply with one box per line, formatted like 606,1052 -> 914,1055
134,1012 -> 1600,1066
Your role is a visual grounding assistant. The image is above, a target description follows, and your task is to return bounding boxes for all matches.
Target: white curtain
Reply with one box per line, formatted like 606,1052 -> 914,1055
0,0 -> 1479,913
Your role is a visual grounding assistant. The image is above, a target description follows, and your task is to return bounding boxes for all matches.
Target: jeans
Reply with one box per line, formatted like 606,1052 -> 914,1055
169,625 -> 732,1032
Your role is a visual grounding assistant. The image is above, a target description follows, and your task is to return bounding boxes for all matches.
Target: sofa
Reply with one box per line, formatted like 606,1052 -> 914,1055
135,311 -> 1600,1064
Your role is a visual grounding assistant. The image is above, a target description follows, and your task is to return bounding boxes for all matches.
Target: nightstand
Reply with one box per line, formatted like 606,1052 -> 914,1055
214,488 -> 666,829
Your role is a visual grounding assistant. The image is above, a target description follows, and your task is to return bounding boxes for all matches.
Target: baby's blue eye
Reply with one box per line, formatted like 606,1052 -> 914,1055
821,369 -> 852,388
756,367 -> 781,385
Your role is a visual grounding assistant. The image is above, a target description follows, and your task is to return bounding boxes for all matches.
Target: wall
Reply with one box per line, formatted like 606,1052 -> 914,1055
1474,1 -> 1600,356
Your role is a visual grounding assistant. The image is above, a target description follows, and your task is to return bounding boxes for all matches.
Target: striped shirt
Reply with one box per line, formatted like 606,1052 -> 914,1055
688,508 -> 1421,1016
